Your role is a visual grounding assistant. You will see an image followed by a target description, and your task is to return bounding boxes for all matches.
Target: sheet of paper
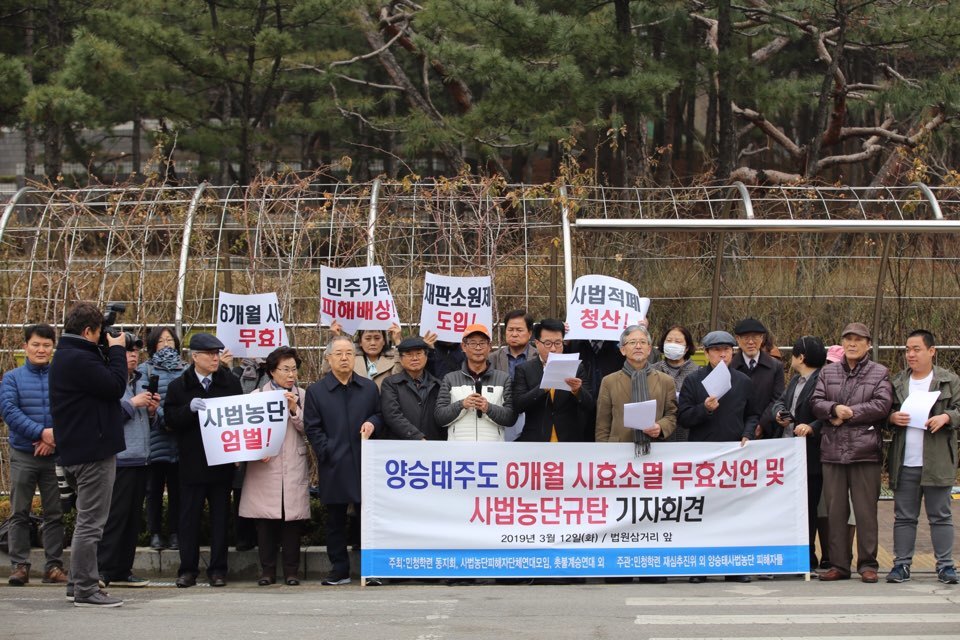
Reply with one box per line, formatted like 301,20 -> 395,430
901,390 -> 941,429
623,400 -> 658,431
503,413 -> 525,442
701,360 -> 732,399
539,353 -> 581,392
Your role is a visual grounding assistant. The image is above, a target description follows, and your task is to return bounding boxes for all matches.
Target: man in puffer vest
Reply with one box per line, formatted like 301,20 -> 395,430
436,324 -> 515,441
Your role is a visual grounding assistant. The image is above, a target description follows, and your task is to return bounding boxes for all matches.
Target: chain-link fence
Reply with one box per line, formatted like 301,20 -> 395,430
2,178 -> 959,492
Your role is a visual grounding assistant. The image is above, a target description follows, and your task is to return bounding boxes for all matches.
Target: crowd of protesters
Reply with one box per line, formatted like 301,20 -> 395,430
2,301 -> 957,606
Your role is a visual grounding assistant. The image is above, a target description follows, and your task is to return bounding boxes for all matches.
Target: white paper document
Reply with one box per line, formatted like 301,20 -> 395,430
539,353 -> 581,392
623,400 -> 658,431
701,360 -> 732,399
901,390 -> 941,429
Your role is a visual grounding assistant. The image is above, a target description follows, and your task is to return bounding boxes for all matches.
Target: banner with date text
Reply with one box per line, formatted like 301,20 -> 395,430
361,439 -> 808,578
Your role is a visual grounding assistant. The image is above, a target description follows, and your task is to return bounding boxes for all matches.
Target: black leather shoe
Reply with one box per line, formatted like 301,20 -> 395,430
724,575 -> 751,583
258,576 -> 275,586
688,576 -> 707,583
210,575 -> 227,587
175,574 -> 197,588
285,577 -> 300,586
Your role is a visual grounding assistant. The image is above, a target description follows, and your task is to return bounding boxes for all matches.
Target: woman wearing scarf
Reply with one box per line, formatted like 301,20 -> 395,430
595,325 -> 678,448
138,326 -> 187,551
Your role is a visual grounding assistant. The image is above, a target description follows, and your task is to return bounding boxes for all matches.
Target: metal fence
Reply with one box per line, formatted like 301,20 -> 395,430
2,179 -> 960,493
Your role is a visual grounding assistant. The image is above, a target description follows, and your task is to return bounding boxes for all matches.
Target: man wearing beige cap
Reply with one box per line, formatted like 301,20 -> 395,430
811,322 -> 892,583
435,323 -> 515,441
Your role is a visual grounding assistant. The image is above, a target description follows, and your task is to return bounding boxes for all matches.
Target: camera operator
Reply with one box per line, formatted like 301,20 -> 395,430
49,301 -> 128,608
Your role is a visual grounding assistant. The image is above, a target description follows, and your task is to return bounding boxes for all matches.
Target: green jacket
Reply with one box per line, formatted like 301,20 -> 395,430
888,365 -> 960,488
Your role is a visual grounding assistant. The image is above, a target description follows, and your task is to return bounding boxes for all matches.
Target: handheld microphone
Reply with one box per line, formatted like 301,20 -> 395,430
474,380 -> 483,418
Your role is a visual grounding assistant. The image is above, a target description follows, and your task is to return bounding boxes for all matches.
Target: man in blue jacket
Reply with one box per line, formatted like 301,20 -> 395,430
1,324 -> 68,586
49,302 -> 128,607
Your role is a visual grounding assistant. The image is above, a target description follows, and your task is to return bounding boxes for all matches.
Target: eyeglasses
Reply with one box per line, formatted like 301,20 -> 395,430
464,340 -> 490,349
276,366 -> 298,374
537,339 -> 564,349
623,340 -> 650,348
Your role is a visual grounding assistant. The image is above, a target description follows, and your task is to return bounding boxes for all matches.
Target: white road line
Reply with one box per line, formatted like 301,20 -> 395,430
647,636 -> 960,640
626,595 -> 949,606
634,613 -> 960,625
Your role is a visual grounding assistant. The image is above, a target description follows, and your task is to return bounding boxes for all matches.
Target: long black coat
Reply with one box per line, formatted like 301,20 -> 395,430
49,335 -> 128,466
731,351 -> 785,437
513,358 -> 595,442
304,372 -> 383,504
380,370 -> 444,441
770,370 -> 823,475
679,364 -> 759,442
163,364 -> 243,485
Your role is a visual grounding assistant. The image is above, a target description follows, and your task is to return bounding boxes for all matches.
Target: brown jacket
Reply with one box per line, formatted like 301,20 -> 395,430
595,369 -> 677,443
811,357 -> 893,464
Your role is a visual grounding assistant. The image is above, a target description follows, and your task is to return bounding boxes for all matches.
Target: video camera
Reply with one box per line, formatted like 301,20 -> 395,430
99,302 -> 142,351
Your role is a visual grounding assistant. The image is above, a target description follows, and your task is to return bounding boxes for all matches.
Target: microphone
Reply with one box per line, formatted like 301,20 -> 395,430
474,379 -> 483,418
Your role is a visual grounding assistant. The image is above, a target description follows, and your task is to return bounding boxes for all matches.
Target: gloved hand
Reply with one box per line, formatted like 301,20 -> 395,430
189,398 -> 207,413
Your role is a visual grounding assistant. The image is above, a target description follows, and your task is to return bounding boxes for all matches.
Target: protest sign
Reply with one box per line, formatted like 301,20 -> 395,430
565,275 -> 651,341
418,272 -> 493,342
320,266 -> 401,335
361,439 -> 808,579
216,291 -> 287,358
200,390 -> 288,465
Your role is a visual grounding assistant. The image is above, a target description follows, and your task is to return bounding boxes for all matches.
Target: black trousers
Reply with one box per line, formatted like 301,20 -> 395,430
256,519 -> 303,578
807,473 -> 824,570
324,504 -> 359,577
178,481 -> 231,578
232,486 -> 257,547
146,462 -> 179,535
98,466 -> 147,582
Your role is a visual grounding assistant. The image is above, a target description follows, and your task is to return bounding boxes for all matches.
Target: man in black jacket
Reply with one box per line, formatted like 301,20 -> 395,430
163,333 -> 243,588
678,330 -> 758,584
514,318 -> 594,442
381,337 -> 443,441
50,301 -> 128,607
731,317 -> 785,439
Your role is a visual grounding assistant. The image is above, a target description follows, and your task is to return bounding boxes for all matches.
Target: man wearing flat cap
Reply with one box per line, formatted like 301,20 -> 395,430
731,318 -> 785,439
811,322 -> 892,583
163,332 -> 243,588
678,330 -> 759,584
435,324 -> 515,441
381,336 -> 444,441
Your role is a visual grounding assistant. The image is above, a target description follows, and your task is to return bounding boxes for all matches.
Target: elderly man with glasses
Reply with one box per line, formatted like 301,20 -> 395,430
435,324 -> 516,441
163,333 -> 243,589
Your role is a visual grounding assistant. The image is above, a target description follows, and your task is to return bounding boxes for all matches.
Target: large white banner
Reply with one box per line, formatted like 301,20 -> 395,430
564,275 -> 651,341
216,291 -> 288,358
418,272 -> 493,342
200,390 -> 289,465
361,439 -> 808,578
320,266 -> 401,335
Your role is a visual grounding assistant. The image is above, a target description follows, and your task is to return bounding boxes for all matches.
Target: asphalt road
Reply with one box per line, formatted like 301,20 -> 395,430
3,573 -> 960,640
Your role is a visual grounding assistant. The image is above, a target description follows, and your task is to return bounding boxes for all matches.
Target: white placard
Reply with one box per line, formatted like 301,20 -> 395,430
199,390 -> 289,465
418,272 -> 493,343
901,390 -> 941,429
361,439 -> 809,578
623,399 -> 659,430
539,353 -> 581,392
320,266 -> 401,336
565,275 -> 651,341
216,291 -> 288,358
702,360 -> 732,399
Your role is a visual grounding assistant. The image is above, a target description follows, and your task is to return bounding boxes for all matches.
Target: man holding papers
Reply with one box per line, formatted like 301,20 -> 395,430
678,331 -> 758,445
513,319 -> 595,442
886,329 -> 960,585
595,325 -> 676,444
